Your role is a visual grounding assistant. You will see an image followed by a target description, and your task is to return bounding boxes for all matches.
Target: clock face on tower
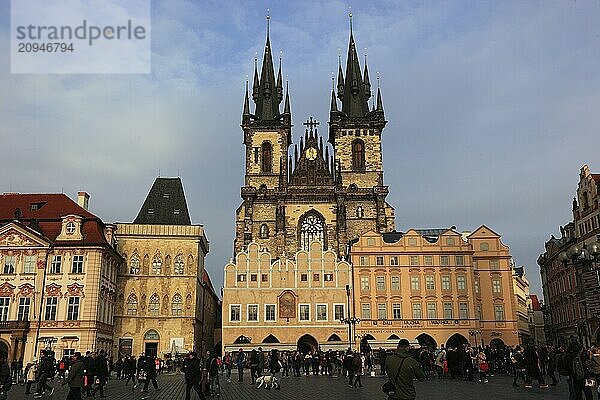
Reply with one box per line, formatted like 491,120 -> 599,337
306,147 -> 317,161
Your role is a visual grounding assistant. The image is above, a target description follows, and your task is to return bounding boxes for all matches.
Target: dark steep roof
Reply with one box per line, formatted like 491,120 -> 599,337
134,178 -> 191,225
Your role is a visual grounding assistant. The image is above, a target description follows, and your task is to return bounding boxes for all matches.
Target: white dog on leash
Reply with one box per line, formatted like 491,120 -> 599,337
255,375 -> 280,390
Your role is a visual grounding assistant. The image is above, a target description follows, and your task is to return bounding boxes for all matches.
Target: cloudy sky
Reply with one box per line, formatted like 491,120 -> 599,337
2,1 -> 600,297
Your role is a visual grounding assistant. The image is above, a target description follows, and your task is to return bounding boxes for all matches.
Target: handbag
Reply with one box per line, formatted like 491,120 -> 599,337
479,362 -> 489,372
138,370 -> 147,381
443,360 -> 448,373
382,357 -> 406,396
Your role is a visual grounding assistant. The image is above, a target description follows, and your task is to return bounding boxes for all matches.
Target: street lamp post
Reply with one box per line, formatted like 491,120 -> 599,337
469,330 -> 482,348
340,284 -> 360,350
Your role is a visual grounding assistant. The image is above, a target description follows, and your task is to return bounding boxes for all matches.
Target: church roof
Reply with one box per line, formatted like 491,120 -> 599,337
133,178 -> 192,225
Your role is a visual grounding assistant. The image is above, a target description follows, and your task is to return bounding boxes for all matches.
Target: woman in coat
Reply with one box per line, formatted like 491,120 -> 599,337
477,348 -> 488,383
352,351 -> 363,388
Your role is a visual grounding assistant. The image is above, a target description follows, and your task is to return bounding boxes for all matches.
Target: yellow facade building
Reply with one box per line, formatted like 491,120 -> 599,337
113,178 -> 214,358
351,226 -> 519,349
0,192 -> 121,362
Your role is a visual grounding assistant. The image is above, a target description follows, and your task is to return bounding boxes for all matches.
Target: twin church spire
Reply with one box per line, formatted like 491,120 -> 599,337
243,13 -> 383,127
243,15 -> 290,126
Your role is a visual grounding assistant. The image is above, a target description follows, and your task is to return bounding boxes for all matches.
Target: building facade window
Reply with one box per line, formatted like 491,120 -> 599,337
126,294 -> 137,315
455,255 -> 464,266
408,238 -> 417,246
299,304 -> 310,321
67,297 -> 80,320
411,276 -> 420,291
45,297 -> 57,320
352,139 -> 365,170
361,303 -> 371,319
149,294 -> 160,316
480,242 -> 489,251
376,276 -> 385,291
0,298 -> 10,321
172,294 -> 183,316
494,305 -> 505,321
17,298 -> 30,321
443,302 -> 453,319
446,237 -> 455,246
459,302 -> 469,319
263,274 -> 270,283
151,255 -> 162,275
265,304 -> 276,321
412,303 -> 422,319
360,276 -> 370,291
300,273 -> 307,282
356,206 -> 364,218
410,256 -> 419,266
23,255 -> 36,274
247,304 -> 259,322
376,256 -> 384,266
230,305 -> 241,322
237,274 -> 246,282
474,278 -> 480,294
360,256 -> 368,266
3,256 -> 15,274
174,255 -> 185,275
259,224 -> 269,239
50,255 -> 62,274
377,303 -> 387,320
312,273 -> 319,282
425,275 -> 435,291
129,255 -> 140,275
457,275 -> 466,290
391,276 -> 400,291
440,255 -> 449,266
492,279 -> 502,293
299,213 -> 325,251
71,255 -> 84,274
334,304 -> 345,320
390,256 -> 399,266
427,302 -> 437,319
490,260 -> 499,270
316,304 -> 327,321
261,141 -> 272,173
424,255 -> 433,266
392,303 -> 402,319
476,305 -> 482,320
441,275 -> 451,290
324,273 -> 333,282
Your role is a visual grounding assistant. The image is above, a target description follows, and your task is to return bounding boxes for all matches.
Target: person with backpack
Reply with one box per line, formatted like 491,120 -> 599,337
384,339 -> 425,400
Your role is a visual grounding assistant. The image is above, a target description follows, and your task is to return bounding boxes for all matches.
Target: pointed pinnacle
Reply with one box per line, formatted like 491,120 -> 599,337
376,86 -> 384,111
243,80 -> 250,115
330,87 -> 338,112
284,80 -> 291,114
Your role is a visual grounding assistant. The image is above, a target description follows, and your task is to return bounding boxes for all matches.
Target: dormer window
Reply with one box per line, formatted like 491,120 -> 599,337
163,193 -> 170,199
174,209 -> 180,215
66,222 -> 76,235
148,209 -> 154,214
30,202 -> 46,211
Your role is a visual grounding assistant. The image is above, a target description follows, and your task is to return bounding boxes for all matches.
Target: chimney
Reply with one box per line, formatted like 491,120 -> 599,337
77,191 -> 90,210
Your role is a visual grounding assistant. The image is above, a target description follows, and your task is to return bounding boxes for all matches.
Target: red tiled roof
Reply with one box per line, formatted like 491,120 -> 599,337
0,193 -> 109,246
592,174 -> 600,184
530,294 -> 542,311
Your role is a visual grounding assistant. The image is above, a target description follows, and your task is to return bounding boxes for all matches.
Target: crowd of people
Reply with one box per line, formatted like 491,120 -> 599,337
1,339 -> 600,400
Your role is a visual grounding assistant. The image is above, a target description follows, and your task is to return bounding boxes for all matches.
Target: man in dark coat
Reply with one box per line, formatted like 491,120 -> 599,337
82,351 -> 95,397
385,339 -> 426,400
63,352 -> 84,400
0,354 -> 11,399
182,352 -> 205,400
124,355 -> 137,386
142,355 -> 160,392
524,343 -> 548,388
34,351 -> 54,398
92,350 -> 109,398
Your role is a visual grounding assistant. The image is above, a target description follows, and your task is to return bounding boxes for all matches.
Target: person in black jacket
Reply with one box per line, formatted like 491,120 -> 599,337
62,353 -> 84,400
34,351 -> 54,398
141,355 -> 160,392
82,351 -> 95,397
91,350 -> 108,398
182,352 -> 205,400
0,354 -> 11,399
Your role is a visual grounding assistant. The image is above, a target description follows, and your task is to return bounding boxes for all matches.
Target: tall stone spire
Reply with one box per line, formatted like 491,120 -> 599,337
341,13 -> 370,118
363,53 -> 372,101
376,76 -> 384,112
242,80 -> 251,126
253,14 -> 280,121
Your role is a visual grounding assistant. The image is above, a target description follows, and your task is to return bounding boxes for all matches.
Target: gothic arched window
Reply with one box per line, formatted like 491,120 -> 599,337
152,255 -> 162,275
299,213 -> 325,251
174,255 -> 184,275
172,294 -> 183,316
259,224 -> 269,239
129,255 -> 140,275
126,294 -> 138,315
261,141 -> 273,173
149,293 -> 160,316
352,139 -> 365,171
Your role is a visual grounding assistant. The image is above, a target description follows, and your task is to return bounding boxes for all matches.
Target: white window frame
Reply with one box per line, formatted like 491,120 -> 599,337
23,255 -> 37,274
316,304 -> 328,321
427,302 -> 437,319
3,255 -> 16,274
67,297 -> 80,320
299,304 -> 310,321
229,304 -> 241,322
18,297 -> 31,321
410,275 -> 420,291
0,297 -> 10,321
425,275 -> 435,291
441,275 -> 451,290
376,276 -> 386,291
360,276 -> 370,291
443,302 -> 453,319
392,303 -> 402,319
412,303 -> 422,319
333,303 -> 345,321
457,275 -> 466,291
247,304 -> 259,322
459,302 -> 469,319
377,303 -> 387,320
45,297 -> 58,321
390,256 -> 398,266
391,276 -> 400,291
265,304 -> 276,322
50,255 -> 62,274
361,303 -> 371,319
324,273 -> 334,282
492,279 -> 502,293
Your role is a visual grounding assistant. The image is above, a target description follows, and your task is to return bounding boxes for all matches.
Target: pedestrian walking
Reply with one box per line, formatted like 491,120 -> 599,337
34,351 -> 55,398
235,349 -> 245,382
0,354 -> 11,400
352,351 -> 363,388
182,352 -> 205,400
24,360 -> 37,394
91,350 -> 109,398
62,352 -> 84,400
141,355 -> 160,392
384,339 -> 425,400
124,355 -> 137,387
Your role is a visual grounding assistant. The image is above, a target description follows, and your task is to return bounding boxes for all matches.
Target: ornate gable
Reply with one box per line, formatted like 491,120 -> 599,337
290,118 -> 334,187
0,282 -> 16,297
0,223 -> 49,248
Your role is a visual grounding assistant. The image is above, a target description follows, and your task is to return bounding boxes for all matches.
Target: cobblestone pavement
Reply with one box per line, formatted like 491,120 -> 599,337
7,370 -> 570,400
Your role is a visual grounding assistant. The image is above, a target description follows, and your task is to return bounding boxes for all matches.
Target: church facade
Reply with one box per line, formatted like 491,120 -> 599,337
223,17 -> 395,353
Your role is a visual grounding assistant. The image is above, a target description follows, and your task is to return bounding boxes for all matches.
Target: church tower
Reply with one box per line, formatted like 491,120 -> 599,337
329,15 -> 394,235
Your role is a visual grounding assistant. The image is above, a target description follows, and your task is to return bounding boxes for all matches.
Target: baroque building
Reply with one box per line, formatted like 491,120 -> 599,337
0,192 -> 121,362
351,226 -> 519,349
113,177 -> 215,358
512,265 -> 531,344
